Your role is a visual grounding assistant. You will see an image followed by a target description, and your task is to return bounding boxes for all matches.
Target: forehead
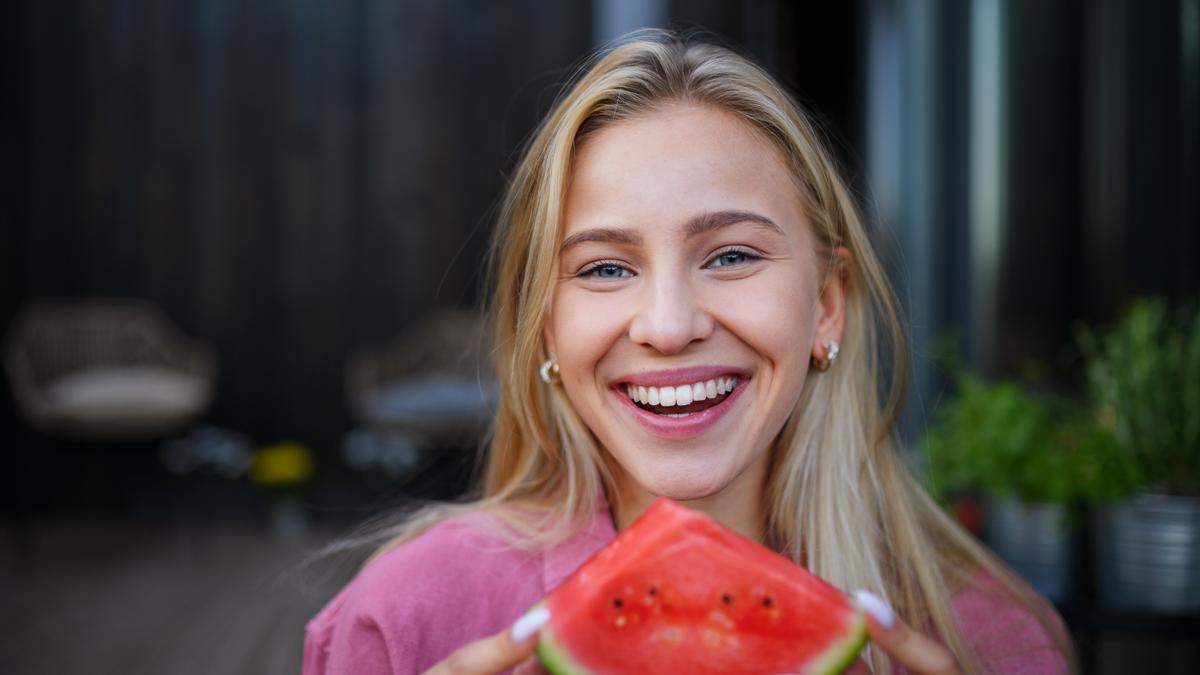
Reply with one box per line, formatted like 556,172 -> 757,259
564,104 -> 804,235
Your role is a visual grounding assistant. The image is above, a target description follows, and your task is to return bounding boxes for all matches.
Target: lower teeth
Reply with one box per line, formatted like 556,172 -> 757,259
664,412 -> 693,418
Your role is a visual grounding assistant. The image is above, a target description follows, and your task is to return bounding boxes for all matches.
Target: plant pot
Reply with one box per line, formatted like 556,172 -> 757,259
1091,492 -> 1200,613
984,496 -> 1078,603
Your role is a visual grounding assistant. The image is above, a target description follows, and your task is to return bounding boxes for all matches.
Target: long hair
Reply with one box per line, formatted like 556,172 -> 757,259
370,30 -> 1072,674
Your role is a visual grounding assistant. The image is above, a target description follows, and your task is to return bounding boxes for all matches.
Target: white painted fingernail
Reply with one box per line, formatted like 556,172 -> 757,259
510,606 -> 551,642
853,590 -> 895,629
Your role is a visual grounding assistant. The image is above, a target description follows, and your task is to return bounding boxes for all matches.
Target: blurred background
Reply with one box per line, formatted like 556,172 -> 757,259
2,1 -> 1197,673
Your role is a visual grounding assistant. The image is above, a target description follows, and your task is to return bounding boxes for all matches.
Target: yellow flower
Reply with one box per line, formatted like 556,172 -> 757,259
250,442 -> 316,487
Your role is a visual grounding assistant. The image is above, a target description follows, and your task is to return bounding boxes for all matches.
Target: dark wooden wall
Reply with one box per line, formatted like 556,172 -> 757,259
5,1 -> 593,450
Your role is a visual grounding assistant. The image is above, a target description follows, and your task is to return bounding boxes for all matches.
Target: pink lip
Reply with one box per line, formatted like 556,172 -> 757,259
612,375 -> 748,440
615,365 -> 749,388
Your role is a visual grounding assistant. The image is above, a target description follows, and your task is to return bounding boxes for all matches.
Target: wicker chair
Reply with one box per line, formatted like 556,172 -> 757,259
346,308 -> 496,447
4,300 -> 218,441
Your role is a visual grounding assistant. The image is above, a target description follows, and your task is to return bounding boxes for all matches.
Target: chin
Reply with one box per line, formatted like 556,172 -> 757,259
635,467 -> 730,502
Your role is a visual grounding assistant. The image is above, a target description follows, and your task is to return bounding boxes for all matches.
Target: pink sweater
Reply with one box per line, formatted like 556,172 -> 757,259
303,505 -> 1068,674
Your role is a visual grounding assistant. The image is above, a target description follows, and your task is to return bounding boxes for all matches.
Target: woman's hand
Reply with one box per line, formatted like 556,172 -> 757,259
846,590 -> 961,675
421,608 -> 550,675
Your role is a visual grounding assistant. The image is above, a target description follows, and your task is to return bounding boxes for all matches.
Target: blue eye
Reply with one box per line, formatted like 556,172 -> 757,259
707,248 -> 760,268
579,262 -> 632,279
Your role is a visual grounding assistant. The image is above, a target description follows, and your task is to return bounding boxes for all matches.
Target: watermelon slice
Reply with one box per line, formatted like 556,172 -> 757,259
535,499 -> 868,675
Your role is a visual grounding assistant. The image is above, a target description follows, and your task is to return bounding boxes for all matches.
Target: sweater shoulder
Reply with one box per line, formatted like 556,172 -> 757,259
951,571 -> 1070,674
303,511 -> 545,675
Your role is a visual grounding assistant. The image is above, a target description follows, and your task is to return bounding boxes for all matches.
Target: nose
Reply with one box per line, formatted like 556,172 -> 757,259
627,271 -> 715,354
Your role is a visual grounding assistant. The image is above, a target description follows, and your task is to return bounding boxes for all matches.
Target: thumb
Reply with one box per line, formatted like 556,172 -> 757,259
423,607 -> 550,675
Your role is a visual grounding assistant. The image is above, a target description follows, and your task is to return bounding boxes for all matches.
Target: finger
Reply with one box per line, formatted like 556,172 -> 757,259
423,607 -> 550,675
853,590 -> 960,675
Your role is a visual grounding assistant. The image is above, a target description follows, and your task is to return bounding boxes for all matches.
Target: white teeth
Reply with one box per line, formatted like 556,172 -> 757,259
625,377 -> 739,408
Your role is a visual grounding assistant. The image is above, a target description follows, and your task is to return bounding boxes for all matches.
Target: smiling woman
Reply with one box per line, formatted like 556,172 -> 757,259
303,30 -> 1072,675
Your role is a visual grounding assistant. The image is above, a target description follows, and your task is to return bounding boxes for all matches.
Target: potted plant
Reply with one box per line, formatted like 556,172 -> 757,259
1078,298 -> 1200,613
922,368 -> 1106,603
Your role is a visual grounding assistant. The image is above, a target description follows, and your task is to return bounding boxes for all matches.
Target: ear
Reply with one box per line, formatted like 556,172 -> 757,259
812,247 -> 851,362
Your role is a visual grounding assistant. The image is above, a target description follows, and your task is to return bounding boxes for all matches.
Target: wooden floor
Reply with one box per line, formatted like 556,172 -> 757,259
1,518 -> 356,675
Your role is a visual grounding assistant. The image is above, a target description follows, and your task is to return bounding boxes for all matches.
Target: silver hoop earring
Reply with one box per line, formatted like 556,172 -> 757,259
539,358 -> 560,384
812,341 -> 839,372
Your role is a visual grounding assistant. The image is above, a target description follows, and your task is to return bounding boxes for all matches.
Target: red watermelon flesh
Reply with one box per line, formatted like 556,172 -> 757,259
536,499 -> 868,675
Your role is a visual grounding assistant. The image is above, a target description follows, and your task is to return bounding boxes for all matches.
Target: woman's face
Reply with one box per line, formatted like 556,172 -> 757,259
546,104 -> 845,509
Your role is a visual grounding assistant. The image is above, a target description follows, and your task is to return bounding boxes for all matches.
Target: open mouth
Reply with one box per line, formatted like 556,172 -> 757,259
623,377 -> 739,418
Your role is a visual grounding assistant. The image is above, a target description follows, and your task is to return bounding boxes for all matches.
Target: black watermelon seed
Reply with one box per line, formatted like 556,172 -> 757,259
648,586 -> 658,596
612,598 -> 623,608
721,593 -> 733,605
762,596 -> 774,608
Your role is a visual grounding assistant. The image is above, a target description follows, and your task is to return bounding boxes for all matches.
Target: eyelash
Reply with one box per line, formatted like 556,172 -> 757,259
706,246 -> 762,269
575,247 -> 762,279
577,260 -> 632,279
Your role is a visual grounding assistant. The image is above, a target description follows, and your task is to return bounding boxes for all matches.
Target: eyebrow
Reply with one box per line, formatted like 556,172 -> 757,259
559,210 -> 783,254
683,209 -> 783,238
558,228 -> 642,253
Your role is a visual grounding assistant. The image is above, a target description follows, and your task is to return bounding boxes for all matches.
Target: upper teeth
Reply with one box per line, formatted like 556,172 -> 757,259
625,377 -> 738,407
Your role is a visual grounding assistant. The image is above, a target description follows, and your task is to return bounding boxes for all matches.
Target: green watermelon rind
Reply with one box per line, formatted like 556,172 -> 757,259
534,605 -> 870,675
536,619 -> 591,675
806,610 -> 870,675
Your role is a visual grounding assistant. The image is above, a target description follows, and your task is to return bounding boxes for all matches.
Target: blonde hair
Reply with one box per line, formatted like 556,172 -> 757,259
372,30 -> 1073,674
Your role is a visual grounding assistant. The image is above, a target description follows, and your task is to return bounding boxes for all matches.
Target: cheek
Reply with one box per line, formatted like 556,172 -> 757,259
707,271 -> 816,363
550,288 -> 630,385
